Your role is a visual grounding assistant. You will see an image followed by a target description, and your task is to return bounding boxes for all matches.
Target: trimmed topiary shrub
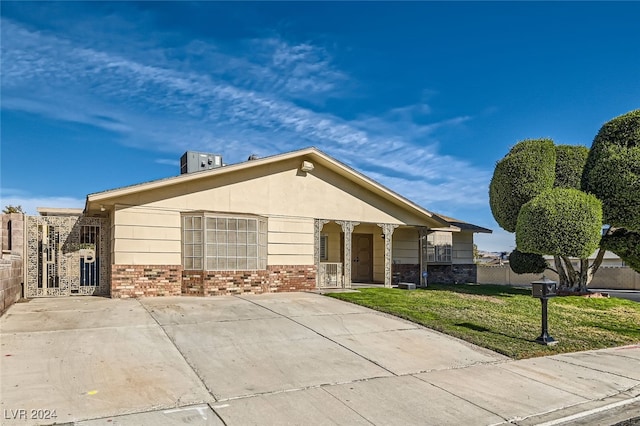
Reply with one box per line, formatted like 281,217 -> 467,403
582,109 -> 640,230
600,228 -> 640,273
509,249 -> 548,274
516,188 -> 603,258
489,139 -> 556,232
554,145 -> 589,189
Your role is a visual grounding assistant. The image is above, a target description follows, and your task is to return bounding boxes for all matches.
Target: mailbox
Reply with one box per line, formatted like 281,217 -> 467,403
531,276 -> 558,345
532,276 -> 557,299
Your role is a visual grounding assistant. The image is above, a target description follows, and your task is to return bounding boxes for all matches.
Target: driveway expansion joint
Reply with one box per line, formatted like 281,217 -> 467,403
234,294 -> 400,377
138,298 -> 219,403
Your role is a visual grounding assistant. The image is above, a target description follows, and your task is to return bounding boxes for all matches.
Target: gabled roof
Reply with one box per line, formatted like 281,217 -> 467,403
85,146 -> 487,232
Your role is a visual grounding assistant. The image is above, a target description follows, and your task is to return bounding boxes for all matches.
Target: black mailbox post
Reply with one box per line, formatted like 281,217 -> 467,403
531,276 -> 558,345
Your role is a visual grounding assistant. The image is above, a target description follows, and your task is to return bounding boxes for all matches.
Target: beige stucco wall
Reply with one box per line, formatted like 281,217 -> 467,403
267,216 -> 314,265
107,160 -> 442,266
108,158 -> 431,224
392,227 -> 419,268
452,232 -> 474,264
112,206 -> 182,265
107,158 -> 441,266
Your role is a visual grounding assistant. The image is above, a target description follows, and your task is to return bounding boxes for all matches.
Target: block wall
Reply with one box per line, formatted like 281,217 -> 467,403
477,265 -> 640,290
1,213 -> 24,316
1,255 -> 23,316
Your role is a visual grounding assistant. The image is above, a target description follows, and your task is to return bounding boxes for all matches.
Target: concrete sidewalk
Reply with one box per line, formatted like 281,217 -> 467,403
1,293 -> 638,425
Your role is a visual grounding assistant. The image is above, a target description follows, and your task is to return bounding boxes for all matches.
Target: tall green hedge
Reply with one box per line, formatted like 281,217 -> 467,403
489,139 -> 556,232
554,145 -> 589,189
516,188 -> 603,258
582,109 -> 640,230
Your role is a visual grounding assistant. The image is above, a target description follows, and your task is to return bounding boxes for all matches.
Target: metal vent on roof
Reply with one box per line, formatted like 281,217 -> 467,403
180,151 -> 223,174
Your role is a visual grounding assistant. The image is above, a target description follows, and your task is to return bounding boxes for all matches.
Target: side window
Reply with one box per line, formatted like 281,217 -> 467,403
320,234 -> 328,261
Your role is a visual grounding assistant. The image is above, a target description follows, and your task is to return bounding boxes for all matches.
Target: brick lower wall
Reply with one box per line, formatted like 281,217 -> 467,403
112,264 -> 316,298
111,265 -> 182,298
393,264 -> 420,284
427,264 -> 477,284
183,265 -> 316,296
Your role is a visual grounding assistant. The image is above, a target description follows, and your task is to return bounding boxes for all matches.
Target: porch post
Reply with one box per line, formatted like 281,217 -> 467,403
335,220 -> 359,288
418,227 -> 429,287
314,219 -> 331,288
378,223 -> 399,288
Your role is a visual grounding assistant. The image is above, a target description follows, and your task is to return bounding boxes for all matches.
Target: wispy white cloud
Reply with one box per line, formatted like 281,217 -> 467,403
1,15 -> 490,217
0,189 -> 84,216
155,159 -> 180,167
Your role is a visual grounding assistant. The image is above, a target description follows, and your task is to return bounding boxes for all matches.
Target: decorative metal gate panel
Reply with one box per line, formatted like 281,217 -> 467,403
26,215 -> 109,297
318,262 -> 343,288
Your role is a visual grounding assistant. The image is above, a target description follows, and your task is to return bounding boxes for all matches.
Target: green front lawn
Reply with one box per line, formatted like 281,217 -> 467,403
327,284 -> 640,359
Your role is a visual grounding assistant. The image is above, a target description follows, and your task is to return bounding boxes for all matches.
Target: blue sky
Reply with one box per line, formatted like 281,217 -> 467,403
1,2 -> 639,252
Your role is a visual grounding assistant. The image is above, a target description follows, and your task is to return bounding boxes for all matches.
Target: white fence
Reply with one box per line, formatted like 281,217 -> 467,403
478,265 -> 640,290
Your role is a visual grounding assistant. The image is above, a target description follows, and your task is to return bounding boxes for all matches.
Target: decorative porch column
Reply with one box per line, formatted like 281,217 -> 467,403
378,223 -> 399,288
418,227 -> 429,287
314,219 -> 331,288
335,220 -> 359,288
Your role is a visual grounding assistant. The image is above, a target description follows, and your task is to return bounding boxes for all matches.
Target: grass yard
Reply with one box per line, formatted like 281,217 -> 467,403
327,284 -> 640,359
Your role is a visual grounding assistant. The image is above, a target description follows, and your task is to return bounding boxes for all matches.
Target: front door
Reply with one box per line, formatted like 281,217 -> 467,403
352,233 -> 373,282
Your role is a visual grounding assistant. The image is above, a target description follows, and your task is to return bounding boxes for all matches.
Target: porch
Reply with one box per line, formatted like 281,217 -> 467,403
314,219 -> 431,290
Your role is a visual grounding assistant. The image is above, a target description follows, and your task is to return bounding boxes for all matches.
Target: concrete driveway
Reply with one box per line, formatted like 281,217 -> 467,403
1,292 -> 639,425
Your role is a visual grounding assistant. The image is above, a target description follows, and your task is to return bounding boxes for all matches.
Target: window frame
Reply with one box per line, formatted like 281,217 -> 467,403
182,212 -> 267,271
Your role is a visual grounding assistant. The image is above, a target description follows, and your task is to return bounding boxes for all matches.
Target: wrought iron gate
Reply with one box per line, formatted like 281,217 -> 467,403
318,262 -> 343,288
26,215 -> 109,297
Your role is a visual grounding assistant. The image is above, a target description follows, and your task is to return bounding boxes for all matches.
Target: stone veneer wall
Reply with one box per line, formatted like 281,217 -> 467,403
112,264 -> 316,298
392,264 -> 420,285
427,264 -> 477,284
111,265 -> 182,298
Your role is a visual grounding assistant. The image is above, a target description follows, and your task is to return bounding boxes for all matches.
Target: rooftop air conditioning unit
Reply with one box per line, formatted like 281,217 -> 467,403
180,151 -> 223,174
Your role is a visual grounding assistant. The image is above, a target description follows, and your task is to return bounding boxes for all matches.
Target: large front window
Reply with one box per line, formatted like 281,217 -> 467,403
182,213 -> 267,270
